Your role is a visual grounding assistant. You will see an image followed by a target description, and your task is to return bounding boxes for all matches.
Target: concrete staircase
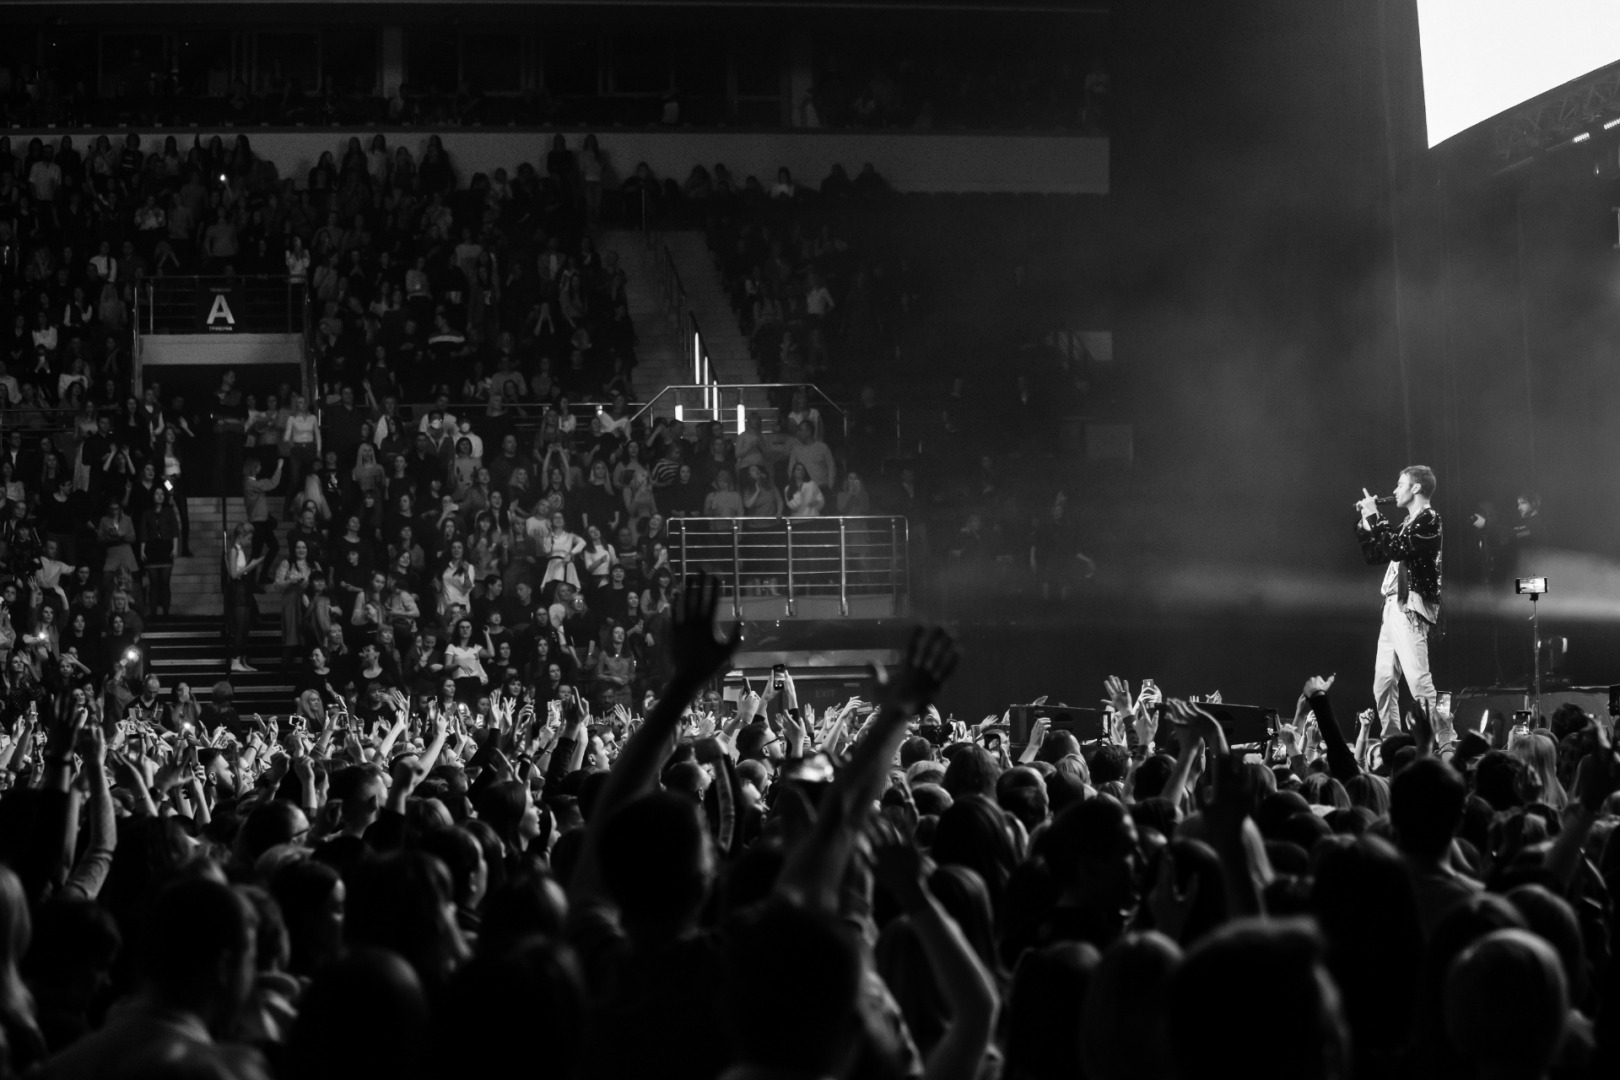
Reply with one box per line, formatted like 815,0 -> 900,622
158,496 -> 298,710
172,497 -> 291,618
143,617 -> 295,712
597,229 -> 688,405
660,230 -> 756,386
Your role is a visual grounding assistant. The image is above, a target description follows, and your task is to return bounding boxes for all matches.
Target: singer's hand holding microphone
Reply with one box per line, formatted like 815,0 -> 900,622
1355,487 -> 1396,518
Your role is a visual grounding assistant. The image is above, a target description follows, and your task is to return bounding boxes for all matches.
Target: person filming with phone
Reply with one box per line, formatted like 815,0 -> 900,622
1355,465 -> 1446,745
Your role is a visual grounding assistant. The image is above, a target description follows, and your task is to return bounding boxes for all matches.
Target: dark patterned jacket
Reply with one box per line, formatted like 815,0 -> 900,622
1356,506 -> 1443,615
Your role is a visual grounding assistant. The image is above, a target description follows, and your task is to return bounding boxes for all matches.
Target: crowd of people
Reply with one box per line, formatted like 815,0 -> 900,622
0,573 -> 1615,1080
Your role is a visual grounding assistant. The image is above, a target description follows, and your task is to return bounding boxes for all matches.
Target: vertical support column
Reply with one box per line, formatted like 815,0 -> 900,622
838,517 -> 849,616
730,519 -> 742,619
890,518 -> 899,616
784,519 -> 796,618
678,521 -> 689,583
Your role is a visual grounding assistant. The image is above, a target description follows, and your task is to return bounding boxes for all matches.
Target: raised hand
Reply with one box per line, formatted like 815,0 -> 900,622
1302,674 -> 1336,698
670,572 -> 741,684
1102,675 -> 1132,715
872,627 -> 959,716
1132,702 -> 1159,749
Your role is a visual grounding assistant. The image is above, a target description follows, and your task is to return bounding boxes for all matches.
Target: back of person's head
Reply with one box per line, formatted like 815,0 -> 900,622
1474,750 -> 1527,811
138,877 -> 255,1026
1004,942 -> 1099,1080
927,865 -> 1001,976
1169,919 -> 1348,1080
1414,893 -> 1527,1045
906,759 -> 947,788
663,760 -> 709,802
474,780 -> 532,852
598,791 -> 712,938
436,936 -> 584,1078
1131,754 -> 1176,799
724,901 -> 863,1075
995,766 -> 1049,831
930,795 -> 1018,914
1037,730 -> 1082,765
1506,884 -> 1588,1005
1080,932 -> 1182,1080
1389,757 -> 1466,861
1088,743 -> 1131,785
1343,773 -> 1390,817
345,850 -> 466,986
1309,835 -> 1422,1056
899,735 -> 934,768
1445,930 -> 1568,1077
942,745 -> 1001,801
1045,770 -> 1089,815
287,947 -> 429,1080
478,870 -> 568,955
1256,789 -> 1312,840
268,857 -> 343,978
1128,797 -> 1178,842
1279,810 -> 1332,852
235,800 -> 308,868
418,826 -> 487,910
911,782 -> 952,817
1041,795 -> 1138,894
1549,702 -> 1591,742
1299,773 -> 1350,811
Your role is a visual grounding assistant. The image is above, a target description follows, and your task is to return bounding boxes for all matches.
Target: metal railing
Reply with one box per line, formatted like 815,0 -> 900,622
631,382 -> 846,438
667,515 -> 909,618
141,275 -> 310,335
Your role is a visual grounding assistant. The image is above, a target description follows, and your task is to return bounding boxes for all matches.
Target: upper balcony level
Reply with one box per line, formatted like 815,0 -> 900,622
0,5 -> 1108,141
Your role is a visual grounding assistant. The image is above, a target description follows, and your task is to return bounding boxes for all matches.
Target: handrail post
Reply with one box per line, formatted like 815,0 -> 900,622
679,520 -> 689,582
838,518 -> 849,617
783,520 -> 796,618
730,519 -> 742,619
890,518 -> 899,615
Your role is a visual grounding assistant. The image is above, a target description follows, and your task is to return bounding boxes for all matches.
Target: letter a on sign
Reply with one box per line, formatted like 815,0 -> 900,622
198,285 -> 240,332
206,293 -> 236,330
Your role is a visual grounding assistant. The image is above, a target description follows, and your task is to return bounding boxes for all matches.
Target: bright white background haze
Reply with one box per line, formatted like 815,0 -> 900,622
1417,0 -> 1620,146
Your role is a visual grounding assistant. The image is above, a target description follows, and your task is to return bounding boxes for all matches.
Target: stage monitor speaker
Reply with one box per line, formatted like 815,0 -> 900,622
1152,703 -> 1278,755
1009,705 -> 1105,745
1450,687 -> 1610,732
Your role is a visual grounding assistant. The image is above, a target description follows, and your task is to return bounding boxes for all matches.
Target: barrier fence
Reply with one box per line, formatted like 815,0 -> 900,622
668,515 -> 909,619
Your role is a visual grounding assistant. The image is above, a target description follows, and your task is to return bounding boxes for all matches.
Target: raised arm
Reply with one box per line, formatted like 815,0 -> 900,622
872,834 -> 999,1080
776,626 -> 958,913
569,573 -> 739,907
1302,675 -> 1360,782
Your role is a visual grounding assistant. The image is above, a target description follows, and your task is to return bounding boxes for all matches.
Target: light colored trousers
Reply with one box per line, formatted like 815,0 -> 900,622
1373,596 -> 1445,741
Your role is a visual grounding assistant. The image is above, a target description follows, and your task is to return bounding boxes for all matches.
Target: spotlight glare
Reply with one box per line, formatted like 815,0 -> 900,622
1605,118 -> 1620,130
1573,132 -> 1592,143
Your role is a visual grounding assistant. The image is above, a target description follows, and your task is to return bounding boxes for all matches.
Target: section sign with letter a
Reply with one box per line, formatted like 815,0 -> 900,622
198,284 -> 239,333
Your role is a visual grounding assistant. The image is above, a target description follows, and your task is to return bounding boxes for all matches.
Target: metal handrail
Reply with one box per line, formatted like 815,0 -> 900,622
630,382 -> 848,436
666,514 -> 909,619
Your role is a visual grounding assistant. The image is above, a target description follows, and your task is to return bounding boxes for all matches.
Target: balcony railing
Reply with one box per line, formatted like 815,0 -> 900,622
668,515 -> 909,620
141,276 -> 310,336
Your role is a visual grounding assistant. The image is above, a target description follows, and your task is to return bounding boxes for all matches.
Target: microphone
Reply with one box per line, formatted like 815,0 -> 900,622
1374,496 -> 1397,506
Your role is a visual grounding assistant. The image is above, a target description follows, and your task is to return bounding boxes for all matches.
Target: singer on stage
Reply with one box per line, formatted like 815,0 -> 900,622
1355,466 -> 1446,744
